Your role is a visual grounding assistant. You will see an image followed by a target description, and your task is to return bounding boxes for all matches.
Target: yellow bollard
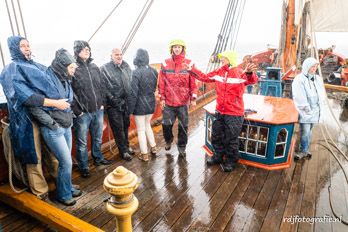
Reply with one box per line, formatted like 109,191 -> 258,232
104,166 -> 140,232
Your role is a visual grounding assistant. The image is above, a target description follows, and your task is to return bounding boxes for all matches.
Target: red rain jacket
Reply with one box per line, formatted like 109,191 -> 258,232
159,54 -> 197,107
190,64 -> 258,116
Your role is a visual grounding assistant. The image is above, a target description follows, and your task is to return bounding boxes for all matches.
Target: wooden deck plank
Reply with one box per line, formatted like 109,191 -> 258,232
0,213 -> 24,231
151,165 -> 220,232
132,154 -> 208,230
78,109 -> 208,230
187,165 -> 248,231
209,167 -> 257,232
2,104 -> 348,231
0,185 -> 103,232
326,150 -> 348,232
259,158 -> 297,232
223,168 -> 269,232
242,169 -> 283,232
297,140 -> 319,232
0,202 -> 13,219
314,140 -> 334,232
279,157 -> 309,232
5,216 -> 42,232
168,168 -> 226,232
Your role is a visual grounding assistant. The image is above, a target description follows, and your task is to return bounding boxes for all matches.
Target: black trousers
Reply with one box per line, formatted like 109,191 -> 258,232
212,113 -> 244,164
107,107 -> 130,154
162,105 -> 188,150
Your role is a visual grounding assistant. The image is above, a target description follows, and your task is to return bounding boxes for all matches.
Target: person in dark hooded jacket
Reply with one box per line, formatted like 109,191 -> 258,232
128,48 -> 158,161
0,36 -> 70,198
27,48 -> 82,206
71,40 -> 112,178
100,48 -> 134,161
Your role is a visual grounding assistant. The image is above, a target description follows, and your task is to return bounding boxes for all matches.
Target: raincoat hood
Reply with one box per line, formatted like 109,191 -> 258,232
133,48 -> 149,67
7,35 -> 27,61
301,57 -> 319,76
218,50 -> 238,67
51,48 -> 76,80
169,39 -> 186,54
73,40 -> 93,63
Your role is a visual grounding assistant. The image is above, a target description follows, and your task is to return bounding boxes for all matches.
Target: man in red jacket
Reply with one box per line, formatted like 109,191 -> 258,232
185,50 -> 257,172
158,39 -> 197,158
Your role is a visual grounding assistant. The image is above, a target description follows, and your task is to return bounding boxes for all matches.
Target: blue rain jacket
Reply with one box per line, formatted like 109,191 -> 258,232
0,36 -> 69,164
292,57 -> 326,123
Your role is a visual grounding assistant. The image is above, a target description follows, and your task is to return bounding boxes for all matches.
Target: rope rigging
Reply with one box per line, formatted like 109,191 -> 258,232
206,0 -> 246,72
229,0 -> 246,51
87,0 -> 124,43
1,0 -> 27,69
121,0 -> 154,54
87,0 -> 154,55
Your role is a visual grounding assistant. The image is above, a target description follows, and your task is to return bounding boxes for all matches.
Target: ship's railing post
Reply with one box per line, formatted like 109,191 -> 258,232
103,166 -> 140,232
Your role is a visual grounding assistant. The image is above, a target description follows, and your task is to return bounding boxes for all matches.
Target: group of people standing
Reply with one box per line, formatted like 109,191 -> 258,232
1,35 -> 261,206
1,33 -> 326,210
0,36 -> 158,206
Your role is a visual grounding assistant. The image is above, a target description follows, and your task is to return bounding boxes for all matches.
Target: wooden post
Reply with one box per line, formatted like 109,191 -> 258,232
103,166 -> 140,232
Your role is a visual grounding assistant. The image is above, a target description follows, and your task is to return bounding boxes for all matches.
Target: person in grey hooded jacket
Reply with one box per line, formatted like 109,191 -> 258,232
292,57 -> 326,160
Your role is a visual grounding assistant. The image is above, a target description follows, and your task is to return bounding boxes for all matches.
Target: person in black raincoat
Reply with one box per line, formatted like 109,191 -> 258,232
100,48 -> 134,161
71,40 -> 112,178
0,36 -> 67,198
128,48 -> 158,161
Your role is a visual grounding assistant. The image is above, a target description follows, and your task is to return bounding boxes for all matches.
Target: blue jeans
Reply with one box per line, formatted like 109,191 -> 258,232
74,109 -> 105,171
300,123 -> 314,154
41,126 -> 75,201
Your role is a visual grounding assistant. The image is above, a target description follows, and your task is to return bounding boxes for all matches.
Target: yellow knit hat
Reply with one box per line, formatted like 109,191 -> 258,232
218,50 -> 238,67
169,39 -> 186,54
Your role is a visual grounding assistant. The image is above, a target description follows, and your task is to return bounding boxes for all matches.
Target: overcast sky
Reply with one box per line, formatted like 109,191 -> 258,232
1,0 -> 347,65
0,0 -> 282,44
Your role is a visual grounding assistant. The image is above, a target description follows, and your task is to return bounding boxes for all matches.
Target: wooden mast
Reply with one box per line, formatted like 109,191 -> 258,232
281,0 -> 296,72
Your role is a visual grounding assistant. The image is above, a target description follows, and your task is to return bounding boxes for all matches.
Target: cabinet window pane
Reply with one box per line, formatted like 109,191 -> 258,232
239,138 -> 246,152
247,140 -> 257,154
257,142 -> 267,156
259,127 -> 269,141
248,126 -> 258,140
240,124 -> 248,138
275,144 -> 285,157
277,128 -> 287,143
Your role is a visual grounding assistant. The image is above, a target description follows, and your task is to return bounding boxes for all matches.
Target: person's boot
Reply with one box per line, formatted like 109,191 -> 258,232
128,147 -> 135,156
178,147 -> 186,158
165,142 -> 172,151
72,189 -> 82,198
57,198 -> 76,206
206,156 -> 222,166
121,152 -> 133,161
221,162 -> 235,172
80,169 -> 91,178
150,146 -> 158,156
294,152 -> 308,160
137,153 -> 149,161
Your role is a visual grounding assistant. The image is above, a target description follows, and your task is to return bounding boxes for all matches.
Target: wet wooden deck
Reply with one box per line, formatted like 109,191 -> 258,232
1,101 -> 348,232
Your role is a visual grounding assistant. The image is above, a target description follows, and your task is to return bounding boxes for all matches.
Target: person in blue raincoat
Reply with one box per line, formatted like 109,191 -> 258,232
26,48 -> 82,206
0,36 -> 67,198
292,57 -> 326,160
